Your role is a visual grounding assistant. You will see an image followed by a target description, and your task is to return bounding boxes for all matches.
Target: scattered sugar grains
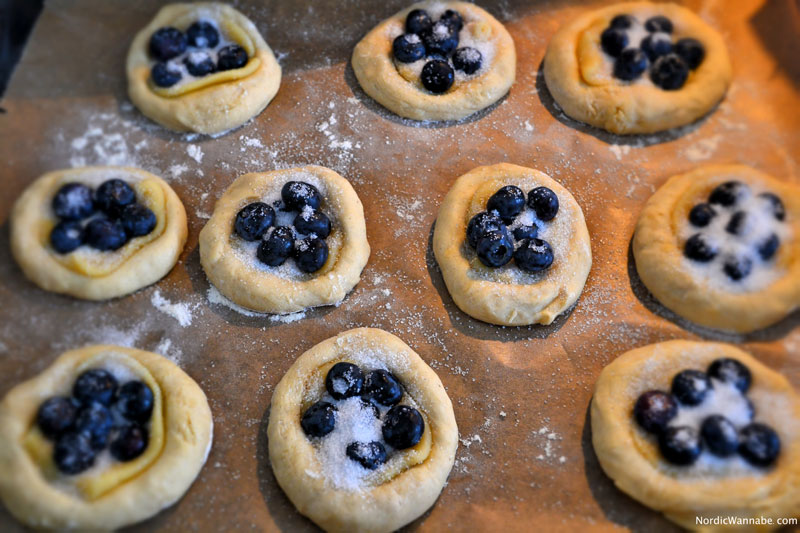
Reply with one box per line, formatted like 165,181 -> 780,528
187,144 -> 205,163
150,289 -> 194,327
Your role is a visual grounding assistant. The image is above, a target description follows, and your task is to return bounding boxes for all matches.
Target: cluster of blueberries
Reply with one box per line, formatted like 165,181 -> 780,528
392,8 -> 483,94
234,181 -> 332,274
149,21 -> 249,88
36,369 -> 154,475
684,181 -> 785,281
634,358 -> 780,467
49,180 -> 157,254
600,14 -> 705,90
467,185 -> 560,272
301,362 -> 425,470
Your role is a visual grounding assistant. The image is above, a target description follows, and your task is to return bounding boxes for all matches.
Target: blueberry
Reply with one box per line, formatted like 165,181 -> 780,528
641,32 -> 672,60
650,53 -> 689,90
739,423 -> 780,467
466,211 -> 505,249
325,362 -> 364,400
293,209 -> 331,238
184,51 -> 216,77
723,255 -> 753,281
281,181 -> 322,211
421,59 -> 454,94
709,181 -> 748,207
95,179 -> 136,216
675,38 -> 705,70
645,15 -> 673,34
257,226 -> 295,267
684,233 -> 718,262
120,204 -> 157,238
689,203 -> 715,227
234,202 -> 275,241
186,20 -> 219,48
73,369 -> 118,406
423,21 -> 459,56
50,221 -> 85,254
301,401 -> 336,438
115,381 -> 154,423
363,369 -> 403,406
614,48 -> 648,81
294,237 -> 329,273
346,441 -> 387,470
609,14 -> 634,29
440,9 -> 464,32
758,192 -> 785,221
452,47 -> 483,74
383,405 -> 424,449
527,187 -> 559,221
600,28 -> 628,58
671,369 -> 712,406
633,390 -> 677,434
707,358 -> 751,393
758,234 -> 780,261
74,402 -> 113,450
54,432 -> 96,475
37,397 -> 78,439
406,9 -> 432,35
110,424 -> 149,462
725,211 -> 747,236
149,27 -> 187,61
85,218 -> 128,251
476,230 -> 513,268
513,224 -> 538,241
393,34 -> 425,63
658,426 -> 702,465
151,62 -> 182,87
487,185 -> 525,222
514,238 -> 554,273
52,183 -> 94,220
217,44 -> 248,71
701,415 -> 739,457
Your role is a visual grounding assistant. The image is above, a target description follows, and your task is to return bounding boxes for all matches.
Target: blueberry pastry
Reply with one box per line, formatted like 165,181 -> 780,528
268,328 -> 458,532
433,163 -> 592,326
634,164 -> 799,333
352,2 -> 516,121
127,3 -> 281,134
10,166 -> 188,300
199,166 -> 370,314
0,345 -> 213,530
544,2 -> 732,134
592,340 -> 800,529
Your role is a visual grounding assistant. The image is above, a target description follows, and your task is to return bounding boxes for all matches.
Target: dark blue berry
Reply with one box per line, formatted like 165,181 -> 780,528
440,9 -> 464,32
73,369 -> 118,406
301,401 -> 336,438
600,28 -> 628,58
37,397 -> 78,439
325,362 -> 364,400
738,423 -> 780,467
513,224 -> 538,241
614,48 -> 648,80
85,218 -> 128,251
95,179 -> 136,216
659,426 -> 702,465
645,16 -> 673,34
452,47 -> 482,75
422,21 -> 459,56
294,237 -> 329,273
393,34 -> 425,63
476,230 -> 513,267
186,20 -> 219,48
421,59 -> 454,94
406,9 -> 432,35
120,204 -> 157,238
514,238 -> 554,272
346,441 -> 387,470
110,424 -> 148,462
383,405 -> 424,449
467,211 -> 505,249
684,233 -> 717,262
115,381 -> 154,423
707,358 -> 751,393
52,183 -> 94,220
688,203 -> 715,227
487,185 -> 525,222
363,370 -> 403,407
54,432 -> 96,474
758,234 -> 780,261
634,390 -> 677,434
282,181 -> 322,211
725,211 -> 747,236
709,181 -> 748,207
701,415 -> 739,457
641,33 -> 672,60
671,369 -> 712,406
234,202 -> 275,241
257,226 -> 295,267
74,402 -> 113,450
293,209 -> 331,238
650,53 -> 689,90
149,27 -> 187,61
724,255 -> 753,281
184,52 -> 216,77
675,38 -> 705,69
217,44 -> 248,71
50,221 -> 85,254
528,187 -> 559,221
609,14 -> 634,29
151,62 -> 182,87
759,192 -> 785,221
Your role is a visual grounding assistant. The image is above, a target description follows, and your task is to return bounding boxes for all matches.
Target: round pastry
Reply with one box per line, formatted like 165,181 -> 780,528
432,163 -> 592,326
0,344 -> 213,530
199,166 -> 370,314
592,340 -> 800,529
10,166 -> 188,300
633,164 -> 800,333
127,2 -> 281,135
352,1 -> 516,121
268,328 -> 458,533
543,2 -> 732,134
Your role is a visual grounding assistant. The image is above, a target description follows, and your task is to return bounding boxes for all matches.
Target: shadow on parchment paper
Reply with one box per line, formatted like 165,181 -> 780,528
626,236 -> 800,343
750,0 -> 800,88
424,221 -> 576,342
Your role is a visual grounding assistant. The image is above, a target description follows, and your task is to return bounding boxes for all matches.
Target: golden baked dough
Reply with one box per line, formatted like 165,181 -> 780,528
433,163 -> 592,326
127,2 -> 281,135
592,340 -> 800,530
352,1 -> 516,121
0,345 -> 213,530
199,166 -> 370,314
10,166 -> 188,300
543,2 -> 732,134
633,164 -> 800,333
268,328 -> 458,533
